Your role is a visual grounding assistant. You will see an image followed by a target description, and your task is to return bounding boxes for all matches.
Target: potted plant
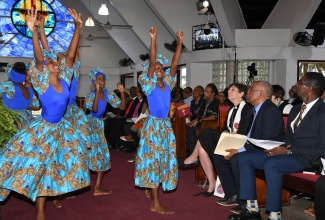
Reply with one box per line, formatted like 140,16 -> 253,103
0,99 -> 21,147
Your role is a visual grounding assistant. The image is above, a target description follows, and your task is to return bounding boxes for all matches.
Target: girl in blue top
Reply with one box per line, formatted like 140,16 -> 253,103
86,68 -> 125,196
0,9 -> 90,220
135,26 -> 183,214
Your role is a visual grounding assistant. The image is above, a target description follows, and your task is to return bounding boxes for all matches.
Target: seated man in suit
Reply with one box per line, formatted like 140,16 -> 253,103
186,83 -> 219,155
283,85 -> 302,106
214,81 -> 284,215
229,72 -> 325,220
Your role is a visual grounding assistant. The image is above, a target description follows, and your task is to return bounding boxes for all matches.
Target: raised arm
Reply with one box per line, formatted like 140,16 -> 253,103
27,9 -> 43,71
66,8 -> 82,68
170,31 -> 183,77
92,80 -> 100,113
147,27 -> 158,79
116,83 -> 126,110
74,40 -> 80,63
38,15 -> 49,52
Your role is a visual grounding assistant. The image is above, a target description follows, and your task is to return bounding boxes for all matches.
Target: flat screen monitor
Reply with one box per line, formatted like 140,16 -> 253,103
194,27 -> 220,50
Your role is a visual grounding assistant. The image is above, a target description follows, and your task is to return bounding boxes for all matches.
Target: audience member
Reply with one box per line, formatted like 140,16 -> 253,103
182,86 -> 193,107
217,91 -> 230,106
229,73 -> 325,220
212,81 -> 284,215
186,83 -> 219,154
271,84 -> 293,114
179,83 -> 252,198
171,86 -> 183,102
282,85 -> 302,106
189,85 -> 206,120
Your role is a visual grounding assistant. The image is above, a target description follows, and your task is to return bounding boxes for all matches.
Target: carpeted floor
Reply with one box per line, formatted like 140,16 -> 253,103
2,150 -> 232,220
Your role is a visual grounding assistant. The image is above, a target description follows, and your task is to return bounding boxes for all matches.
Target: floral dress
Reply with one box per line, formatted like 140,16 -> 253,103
135,69 -> 178,191
63,60 -> 91,150
0,61 -> 90,202
85,89 -> 121,171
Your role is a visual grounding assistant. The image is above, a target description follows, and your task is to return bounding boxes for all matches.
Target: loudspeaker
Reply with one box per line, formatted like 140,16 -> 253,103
311,22 -> 325,47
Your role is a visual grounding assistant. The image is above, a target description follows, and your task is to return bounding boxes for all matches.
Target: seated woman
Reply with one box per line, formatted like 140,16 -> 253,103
179,83 -> 252,197
271,84 -> 293,114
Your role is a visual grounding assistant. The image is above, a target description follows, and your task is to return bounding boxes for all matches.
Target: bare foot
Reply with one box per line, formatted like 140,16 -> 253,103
150,205 -> 174,214
93,188 -> 112,196
145,189 -> 151,198
53,199 -> 62,208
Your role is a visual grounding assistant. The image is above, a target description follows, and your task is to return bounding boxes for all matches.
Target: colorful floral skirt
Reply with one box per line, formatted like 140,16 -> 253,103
87,115 -> 111,172
64,103 -> 91,149
135,115 -> 178,191
0,116 -> 90,202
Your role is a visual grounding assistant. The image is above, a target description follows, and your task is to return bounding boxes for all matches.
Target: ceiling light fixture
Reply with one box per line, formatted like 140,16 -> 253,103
85,0 -> 95,26
98,0 -> 109,15
197,0 -> 211,15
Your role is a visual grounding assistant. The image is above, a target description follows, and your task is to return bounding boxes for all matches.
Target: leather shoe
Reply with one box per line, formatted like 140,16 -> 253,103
178,160 -> 200,169
193,191 -> 214,197
217,195 -> 238,206
230,204 -> 246,214
228,209 -> 262,220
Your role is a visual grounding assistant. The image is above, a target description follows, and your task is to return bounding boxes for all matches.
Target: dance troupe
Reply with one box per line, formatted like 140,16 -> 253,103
0,8 -> 183,219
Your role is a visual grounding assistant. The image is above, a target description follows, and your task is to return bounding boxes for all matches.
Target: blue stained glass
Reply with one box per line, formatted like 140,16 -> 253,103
0,9 -> 11,16
0,18 -> 11,26
15,25 -> 26,35
1,0 -> 72,58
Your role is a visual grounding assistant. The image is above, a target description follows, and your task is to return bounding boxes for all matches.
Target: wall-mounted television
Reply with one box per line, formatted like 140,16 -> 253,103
193,25 -> 222,51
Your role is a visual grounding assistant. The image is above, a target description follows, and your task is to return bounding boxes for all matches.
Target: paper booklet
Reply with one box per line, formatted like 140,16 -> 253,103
131,113 -> 147,123
214,133 -> 285,156
106,112 -> 116,118
214,133 -> 247,156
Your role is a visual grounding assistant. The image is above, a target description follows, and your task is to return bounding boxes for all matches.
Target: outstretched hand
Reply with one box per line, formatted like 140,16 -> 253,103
117,82 -> 124,93
176,30 -> 184,42
27,9 -> 38,32
149,27 -> 158,39
37,15 -> 45,28
68,8 -> 82,28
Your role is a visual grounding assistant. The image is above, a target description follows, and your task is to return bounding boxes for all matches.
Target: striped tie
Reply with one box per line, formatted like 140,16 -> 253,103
293,104 -> 306,130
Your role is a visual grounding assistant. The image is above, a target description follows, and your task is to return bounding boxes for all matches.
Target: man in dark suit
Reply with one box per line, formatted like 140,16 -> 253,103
214,81 -> 285,215
229,72 -> 325,220
282,85 -> 302,106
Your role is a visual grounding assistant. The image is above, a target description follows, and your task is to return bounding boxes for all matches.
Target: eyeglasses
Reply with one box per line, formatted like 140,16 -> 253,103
297,79 -> 310,87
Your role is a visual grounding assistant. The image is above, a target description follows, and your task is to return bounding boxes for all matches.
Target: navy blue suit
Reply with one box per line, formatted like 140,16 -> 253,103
212,99 -> 284,203
239,99 -> 325,212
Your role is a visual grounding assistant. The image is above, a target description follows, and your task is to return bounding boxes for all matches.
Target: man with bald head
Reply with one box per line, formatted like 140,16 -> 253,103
229,74 -> 325,220
215,81 -> 285,215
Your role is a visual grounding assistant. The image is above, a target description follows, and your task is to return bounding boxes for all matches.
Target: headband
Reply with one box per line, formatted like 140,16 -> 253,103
89,67 -> 109,84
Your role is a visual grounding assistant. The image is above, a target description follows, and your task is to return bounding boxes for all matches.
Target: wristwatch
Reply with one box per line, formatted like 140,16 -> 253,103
286,145 -> 292,155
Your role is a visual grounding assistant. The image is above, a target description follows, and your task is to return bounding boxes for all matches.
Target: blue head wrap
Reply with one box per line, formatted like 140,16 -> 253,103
5,62 -> 27,83
142,53 -> 168,72
43,50 -> 58,64
89,67 -> 109,84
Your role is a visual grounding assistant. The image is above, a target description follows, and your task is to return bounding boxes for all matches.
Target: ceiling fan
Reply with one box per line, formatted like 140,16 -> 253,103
84,33 -> 110,41
94,2 -> 132,30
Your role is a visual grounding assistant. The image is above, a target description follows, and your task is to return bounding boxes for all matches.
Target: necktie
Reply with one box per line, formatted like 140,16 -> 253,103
125,99 -> 135,116
293,104 -> 306,130
246,108 -> 256,135
229,107 -> 238,132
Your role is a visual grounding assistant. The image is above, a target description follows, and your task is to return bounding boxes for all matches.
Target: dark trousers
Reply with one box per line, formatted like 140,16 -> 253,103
186,124 -> 201,154
212,153 -> 245,205
239,150 -> 305,212
315,175 -> 325,220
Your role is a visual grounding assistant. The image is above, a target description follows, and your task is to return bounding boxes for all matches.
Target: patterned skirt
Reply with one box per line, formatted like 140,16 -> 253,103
87,115 -> 111,172
135,115 -> 178,191
16,109 -> 35,130
0,116 -> 90,202
64,103 -> 91,149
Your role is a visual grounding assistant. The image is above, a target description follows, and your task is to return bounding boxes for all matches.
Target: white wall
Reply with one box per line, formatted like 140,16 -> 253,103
187,63 -> 213,88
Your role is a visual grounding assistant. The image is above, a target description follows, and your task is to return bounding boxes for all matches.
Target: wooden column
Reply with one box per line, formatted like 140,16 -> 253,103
172,116 -> 186,161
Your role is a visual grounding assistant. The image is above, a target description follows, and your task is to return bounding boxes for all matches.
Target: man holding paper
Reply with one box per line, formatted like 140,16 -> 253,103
229,72 -> 325,220
214,81 -> 285,215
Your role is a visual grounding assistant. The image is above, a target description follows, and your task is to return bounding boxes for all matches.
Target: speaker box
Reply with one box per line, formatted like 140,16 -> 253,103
311,22 -> 325,47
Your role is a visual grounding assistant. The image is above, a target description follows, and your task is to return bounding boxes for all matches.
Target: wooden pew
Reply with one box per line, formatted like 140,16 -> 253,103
172,112 -> 187,161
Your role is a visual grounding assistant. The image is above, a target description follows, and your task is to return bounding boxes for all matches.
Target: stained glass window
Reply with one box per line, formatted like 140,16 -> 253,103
0,0 -> 74,58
